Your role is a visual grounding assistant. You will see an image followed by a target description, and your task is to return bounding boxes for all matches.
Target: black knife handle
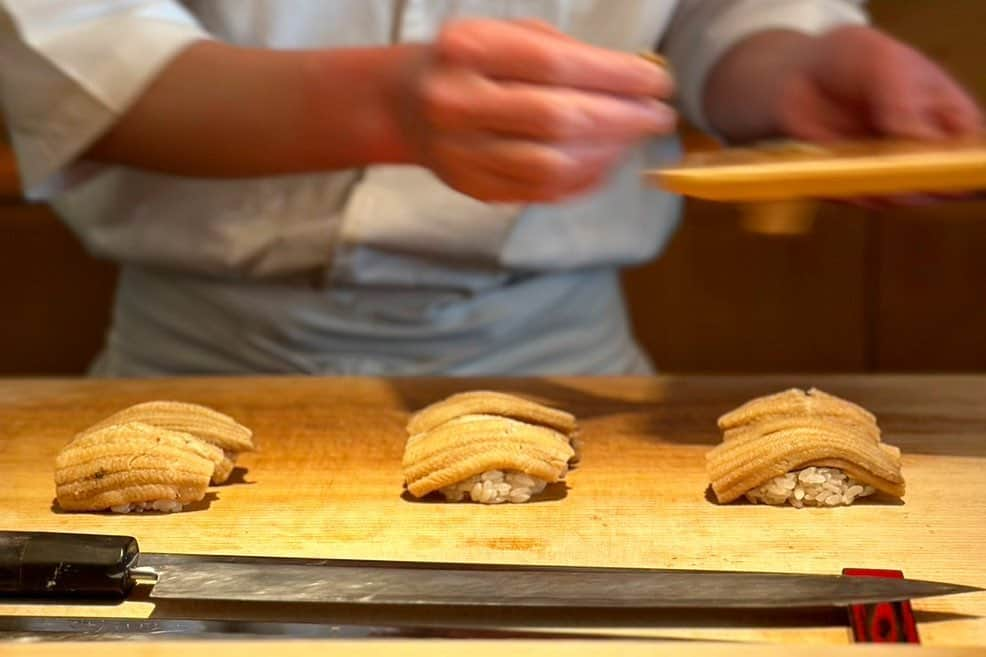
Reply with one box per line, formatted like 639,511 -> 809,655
0,531 -> 139,600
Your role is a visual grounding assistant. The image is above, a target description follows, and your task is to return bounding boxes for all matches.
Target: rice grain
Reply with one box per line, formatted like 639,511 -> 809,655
440,470 -> 550,504
744,466 -> 877,508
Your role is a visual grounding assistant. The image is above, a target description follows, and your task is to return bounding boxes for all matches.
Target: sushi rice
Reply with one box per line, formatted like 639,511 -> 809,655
744,466 -> 876,508
440,470 -> 549,504
110,499 -> 184,513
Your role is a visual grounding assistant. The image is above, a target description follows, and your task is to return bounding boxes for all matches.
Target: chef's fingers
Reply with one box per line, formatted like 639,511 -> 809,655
931,90 -> 985,138
482,139 -> 630,187
433,137 -> 631,202
866,49 -> 982,141
418,67 -> 676,141
436,165 -> 606,204
435,19 -> 673,99
509,18 -> 579,42
870,84 -> 949,141
774,77 -> 872,143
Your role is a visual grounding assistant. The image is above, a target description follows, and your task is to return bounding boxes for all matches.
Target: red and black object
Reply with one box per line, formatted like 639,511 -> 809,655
843,568 -> 920,644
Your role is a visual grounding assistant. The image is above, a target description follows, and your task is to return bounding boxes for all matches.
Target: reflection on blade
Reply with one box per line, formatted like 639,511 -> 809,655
0,617 -> 691,642
140,554 -> 981,608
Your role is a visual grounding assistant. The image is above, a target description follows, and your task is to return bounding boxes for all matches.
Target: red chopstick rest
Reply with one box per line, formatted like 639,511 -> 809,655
843,568 -> 920,643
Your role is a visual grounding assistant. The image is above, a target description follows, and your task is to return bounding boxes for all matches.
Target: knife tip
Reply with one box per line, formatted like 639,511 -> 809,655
917,581 -> 984,599
949,583 -> 984,595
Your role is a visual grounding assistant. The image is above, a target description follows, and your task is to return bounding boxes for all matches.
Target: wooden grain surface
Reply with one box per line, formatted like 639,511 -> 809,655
650,139 -> 986,202
1,641 -> 984,657
0,376 -> 984,646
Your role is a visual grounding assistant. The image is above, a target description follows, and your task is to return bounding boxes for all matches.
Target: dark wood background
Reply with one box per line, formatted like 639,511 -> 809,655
625,0 -> 986,372
2,0 -> 984,375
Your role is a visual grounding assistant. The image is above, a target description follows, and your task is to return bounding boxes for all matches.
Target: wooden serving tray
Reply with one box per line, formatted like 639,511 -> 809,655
647,138 -> 986,201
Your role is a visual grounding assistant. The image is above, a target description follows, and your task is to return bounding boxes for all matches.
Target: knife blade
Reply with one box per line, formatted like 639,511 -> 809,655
1,531 -> 979,608
0,616 -> 680,642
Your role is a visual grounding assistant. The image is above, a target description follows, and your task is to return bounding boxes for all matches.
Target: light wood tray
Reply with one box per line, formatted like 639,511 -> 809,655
647,138 -> 986,201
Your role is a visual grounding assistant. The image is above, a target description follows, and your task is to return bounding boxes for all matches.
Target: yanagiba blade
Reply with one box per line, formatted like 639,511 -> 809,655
0,617 -> 679,642
139,554 -> 981,608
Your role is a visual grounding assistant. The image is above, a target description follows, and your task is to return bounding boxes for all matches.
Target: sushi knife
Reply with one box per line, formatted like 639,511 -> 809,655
0,531 -> 979,608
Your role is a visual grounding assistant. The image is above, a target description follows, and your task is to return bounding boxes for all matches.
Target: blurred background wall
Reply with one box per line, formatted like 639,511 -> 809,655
1,0 -> 983,376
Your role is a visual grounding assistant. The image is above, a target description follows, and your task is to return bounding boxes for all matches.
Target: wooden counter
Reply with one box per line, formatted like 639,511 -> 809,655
1,376 -> 984,647
1,641 -> 984,657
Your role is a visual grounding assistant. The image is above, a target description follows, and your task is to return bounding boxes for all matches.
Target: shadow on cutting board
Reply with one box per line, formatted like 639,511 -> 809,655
48,492 -> 220,515
222,467 -> 255,486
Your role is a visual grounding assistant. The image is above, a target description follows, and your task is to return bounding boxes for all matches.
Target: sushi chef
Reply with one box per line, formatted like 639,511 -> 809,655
0,2 -> 981,377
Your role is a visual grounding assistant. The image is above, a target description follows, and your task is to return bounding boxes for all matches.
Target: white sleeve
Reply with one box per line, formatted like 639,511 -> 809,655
0,1 -> 209,196
663,0 -> 868,130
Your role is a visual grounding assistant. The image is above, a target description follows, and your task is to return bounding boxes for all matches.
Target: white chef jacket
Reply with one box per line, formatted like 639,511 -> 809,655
0,1 -> 866,376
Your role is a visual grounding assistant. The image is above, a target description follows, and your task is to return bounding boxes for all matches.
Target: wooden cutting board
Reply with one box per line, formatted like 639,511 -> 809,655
1,376 -> 984,646
0,640 -> 983,657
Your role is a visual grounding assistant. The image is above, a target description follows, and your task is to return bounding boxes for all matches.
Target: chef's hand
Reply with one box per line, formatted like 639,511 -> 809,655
773,26 -> 982,144
393,19 -> 676,202
82,22 -> 671,189
708,26 -> 983,144
706,26 -> 983,206
782,27 -> 983,207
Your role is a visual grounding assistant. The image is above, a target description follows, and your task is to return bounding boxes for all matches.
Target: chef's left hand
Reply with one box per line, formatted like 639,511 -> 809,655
779,26 -> 983,207
772,26 -> 982,144
705,26 -> 983,206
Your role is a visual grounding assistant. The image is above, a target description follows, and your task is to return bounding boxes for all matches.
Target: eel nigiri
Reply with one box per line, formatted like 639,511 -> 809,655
707,388 -> 904,508
402,391 -> 580,504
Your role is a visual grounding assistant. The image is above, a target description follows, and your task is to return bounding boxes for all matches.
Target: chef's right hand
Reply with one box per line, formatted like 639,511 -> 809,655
393,19 -> 676,203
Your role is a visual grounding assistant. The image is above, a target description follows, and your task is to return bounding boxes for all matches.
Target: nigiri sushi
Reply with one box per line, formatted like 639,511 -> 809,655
707,388 -> 904,508
79,400 -> 254,484
402,391 -> 579,504
55,422 -> 221,513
